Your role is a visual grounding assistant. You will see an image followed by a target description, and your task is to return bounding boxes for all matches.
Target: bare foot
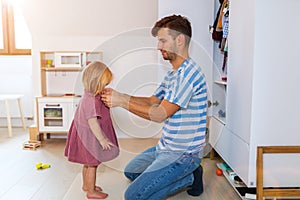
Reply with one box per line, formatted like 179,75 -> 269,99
82,186 -> 102,192
86,191 -> 108,199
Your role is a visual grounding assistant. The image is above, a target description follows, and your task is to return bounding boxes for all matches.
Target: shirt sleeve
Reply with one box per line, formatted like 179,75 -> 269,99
83,95 -> 101,120
154,82 -> 167,100
165,74 -> 193,109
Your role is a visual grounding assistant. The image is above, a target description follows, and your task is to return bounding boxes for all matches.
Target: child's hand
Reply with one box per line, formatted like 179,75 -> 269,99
99,137 -> 114,150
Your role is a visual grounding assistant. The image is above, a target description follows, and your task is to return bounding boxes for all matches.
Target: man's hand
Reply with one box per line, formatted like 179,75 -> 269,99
101,88 -> 130,108
101,88 -> 113,107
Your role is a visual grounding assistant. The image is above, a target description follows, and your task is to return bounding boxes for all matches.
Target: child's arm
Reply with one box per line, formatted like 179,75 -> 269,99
88,117 -> 114,150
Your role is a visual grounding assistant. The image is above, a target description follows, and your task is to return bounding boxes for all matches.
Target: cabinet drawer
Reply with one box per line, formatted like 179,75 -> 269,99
209,116 -> 225,147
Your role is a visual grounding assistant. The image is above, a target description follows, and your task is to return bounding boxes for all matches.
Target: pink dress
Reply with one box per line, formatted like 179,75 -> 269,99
64,91 -> 119,166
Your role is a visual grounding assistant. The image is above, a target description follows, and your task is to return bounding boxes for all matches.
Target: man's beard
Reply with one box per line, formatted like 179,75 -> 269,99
161,50 -> 177,61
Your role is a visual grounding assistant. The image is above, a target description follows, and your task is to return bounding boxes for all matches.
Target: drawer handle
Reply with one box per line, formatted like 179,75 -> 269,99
45,104 -> 60,107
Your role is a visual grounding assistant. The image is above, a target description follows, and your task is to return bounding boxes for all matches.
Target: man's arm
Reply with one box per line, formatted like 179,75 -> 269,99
127,98 -> 180,123
101,88 -> 179,123
130,95 -> 161,106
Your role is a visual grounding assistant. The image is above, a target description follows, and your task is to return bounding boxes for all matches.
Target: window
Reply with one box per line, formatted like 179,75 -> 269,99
0,0 -> 31,55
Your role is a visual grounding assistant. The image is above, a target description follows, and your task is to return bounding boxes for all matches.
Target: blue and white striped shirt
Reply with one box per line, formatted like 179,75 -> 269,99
154,58 -> 207,154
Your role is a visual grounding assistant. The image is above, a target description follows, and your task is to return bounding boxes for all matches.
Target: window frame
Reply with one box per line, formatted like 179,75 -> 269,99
0,1 -> 31,55
0,2 -> 8,54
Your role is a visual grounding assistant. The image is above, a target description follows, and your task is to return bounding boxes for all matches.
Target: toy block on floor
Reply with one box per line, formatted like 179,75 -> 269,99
23,140 -> 41,150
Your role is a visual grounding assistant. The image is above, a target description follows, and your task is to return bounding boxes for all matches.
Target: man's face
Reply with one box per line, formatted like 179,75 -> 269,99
157,28 -> 178,61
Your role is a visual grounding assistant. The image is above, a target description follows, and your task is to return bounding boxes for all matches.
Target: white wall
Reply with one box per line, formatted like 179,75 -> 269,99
19,0 -> 159,137
22,0 -> 157,37
158,0 -> 214,98
1,0 -> 159,127
0,56 -> 33,120
21,0 -> 158,97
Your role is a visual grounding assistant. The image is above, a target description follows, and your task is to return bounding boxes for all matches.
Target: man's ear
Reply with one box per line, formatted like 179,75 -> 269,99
176,34 -> 185,47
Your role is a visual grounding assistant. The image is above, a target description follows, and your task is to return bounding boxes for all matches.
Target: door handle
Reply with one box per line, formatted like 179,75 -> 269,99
45,104 -> 60,107
207,100 -> 219,108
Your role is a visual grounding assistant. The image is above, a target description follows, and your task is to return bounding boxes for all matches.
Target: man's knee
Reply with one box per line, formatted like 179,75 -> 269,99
124,184 -> 142,200
124,171 -> 134,181
124,188 -> 132,200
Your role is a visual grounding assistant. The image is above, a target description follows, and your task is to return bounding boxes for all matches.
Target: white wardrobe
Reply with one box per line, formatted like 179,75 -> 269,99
160,0 -> 300,189
210,0 -> 300,188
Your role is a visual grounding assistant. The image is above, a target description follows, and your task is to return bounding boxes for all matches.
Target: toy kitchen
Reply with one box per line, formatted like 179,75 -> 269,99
35,51 -> 102,139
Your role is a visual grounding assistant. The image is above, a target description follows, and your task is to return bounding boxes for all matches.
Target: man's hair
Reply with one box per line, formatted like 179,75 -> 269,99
151,14 -> 192,45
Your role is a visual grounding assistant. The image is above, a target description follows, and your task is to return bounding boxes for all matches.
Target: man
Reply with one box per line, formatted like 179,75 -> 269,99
102,14 -> 207,200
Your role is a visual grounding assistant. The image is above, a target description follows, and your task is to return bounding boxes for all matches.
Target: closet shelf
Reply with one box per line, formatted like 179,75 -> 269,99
214,80 -> 227,86
41,67 -> 83,71
213,115 -> 226,125
216,162 -> 254,200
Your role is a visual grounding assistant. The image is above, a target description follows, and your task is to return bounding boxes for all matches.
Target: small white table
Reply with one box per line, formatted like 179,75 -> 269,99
0,94 -> 26,137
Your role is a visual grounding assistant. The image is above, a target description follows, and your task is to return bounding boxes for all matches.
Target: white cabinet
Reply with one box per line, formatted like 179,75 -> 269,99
210,0 -> 300,189
37,97 -> 80,133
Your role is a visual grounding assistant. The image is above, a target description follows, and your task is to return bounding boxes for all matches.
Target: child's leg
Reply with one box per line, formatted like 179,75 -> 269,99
82,165 -> 102,192
84,165 -> 108,199
82,165 -> 88,189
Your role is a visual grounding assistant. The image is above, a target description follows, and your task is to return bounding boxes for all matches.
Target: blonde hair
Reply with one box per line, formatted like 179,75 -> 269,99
82,61 -> 113,95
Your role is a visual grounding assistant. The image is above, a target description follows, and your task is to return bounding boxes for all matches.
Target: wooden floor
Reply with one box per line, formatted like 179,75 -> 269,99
0,127 -> 242,200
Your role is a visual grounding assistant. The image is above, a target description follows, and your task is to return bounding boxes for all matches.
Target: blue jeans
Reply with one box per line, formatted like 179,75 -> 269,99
124,146 -> 202,200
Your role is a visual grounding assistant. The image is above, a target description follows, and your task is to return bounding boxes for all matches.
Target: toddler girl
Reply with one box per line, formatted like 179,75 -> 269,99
65,61 -> 119,199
